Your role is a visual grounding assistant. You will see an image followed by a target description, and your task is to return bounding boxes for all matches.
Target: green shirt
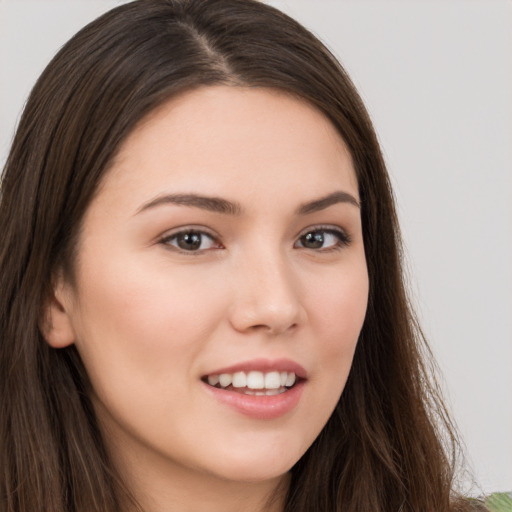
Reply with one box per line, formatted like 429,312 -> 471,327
485,492 -> 512,512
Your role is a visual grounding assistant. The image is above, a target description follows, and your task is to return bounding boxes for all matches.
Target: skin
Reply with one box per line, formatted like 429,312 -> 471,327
44,86 -> 369,512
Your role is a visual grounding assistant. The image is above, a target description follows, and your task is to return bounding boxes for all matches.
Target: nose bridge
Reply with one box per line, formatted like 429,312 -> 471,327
229,242 -> 304,334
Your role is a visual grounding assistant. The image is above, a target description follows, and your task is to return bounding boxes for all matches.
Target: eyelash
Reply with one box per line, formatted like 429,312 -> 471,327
159,226 -> 351,254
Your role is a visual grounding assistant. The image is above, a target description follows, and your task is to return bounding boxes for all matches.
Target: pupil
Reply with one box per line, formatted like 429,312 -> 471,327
178,232 -> 201,250
302,232 -> 324,249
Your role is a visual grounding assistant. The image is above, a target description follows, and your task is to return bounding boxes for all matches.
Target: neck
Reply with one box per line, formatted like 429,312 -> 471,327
102,422 -> 290,512
129,468 -> 289,512
120,454 -> 290,512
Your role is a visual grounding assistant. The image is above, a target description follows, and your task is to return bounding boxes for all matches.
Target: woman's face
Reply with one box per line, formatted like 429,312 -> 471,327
50,86 -> 368,486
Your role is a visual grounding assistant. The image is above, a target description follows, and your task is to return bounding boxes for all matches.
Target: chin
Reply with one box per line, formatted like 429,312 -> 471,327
200,442 -> 303,484
212,464 -> 291,484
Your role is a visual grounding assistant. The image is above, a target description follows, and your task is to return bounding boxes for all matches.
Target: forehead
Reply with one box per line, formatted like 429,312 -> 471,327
99,85 -> 358,214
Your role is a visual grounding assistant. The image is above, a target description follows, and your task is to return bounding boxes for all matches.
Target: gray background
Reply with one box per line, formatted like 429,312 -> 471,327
1,0 -> 510,494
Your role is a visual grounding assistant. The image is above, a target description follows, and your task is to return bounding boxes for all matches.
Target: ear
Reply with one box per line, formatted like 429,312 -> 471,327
39,274 -> 77,348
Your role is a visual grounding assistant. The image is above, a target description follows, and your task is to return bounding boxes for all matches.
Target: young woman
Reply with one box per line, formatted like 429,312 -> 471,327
0,1 -> 487,511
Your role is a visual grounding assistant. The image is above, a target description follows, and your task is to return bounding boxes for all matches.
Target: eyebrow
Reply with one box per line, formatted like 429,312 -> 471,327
136,190 -> 360,216
136,193 -> 243,215
296,191 -> 360,214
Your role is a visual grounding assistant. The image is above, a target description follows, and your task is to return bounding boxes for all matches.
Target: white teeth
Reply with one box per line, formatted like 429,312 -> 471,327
206,371 -> 298,390
243,388 -> 286,396
264,371 -> 281,389
218,373 -> 232,387
285,373 -> 296,387
207,374 -> 219,386
246,371 -> 265,389
232,371 -> 247,388
264,388 -> 283,396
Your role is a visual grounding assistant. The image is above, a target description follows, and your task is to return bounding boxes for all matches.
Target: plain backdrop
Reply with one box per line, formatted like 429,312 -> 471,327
1,0 -> 510,495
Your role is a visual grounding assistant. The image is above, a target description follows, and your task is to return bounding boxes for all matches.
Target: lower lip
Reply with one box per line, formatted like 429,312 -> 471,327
202,381 -> 305,420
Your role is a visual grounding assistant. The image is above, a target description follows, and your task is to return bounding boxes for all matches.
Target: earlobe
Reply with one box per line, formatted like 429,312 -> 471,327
39,277 -> 77,349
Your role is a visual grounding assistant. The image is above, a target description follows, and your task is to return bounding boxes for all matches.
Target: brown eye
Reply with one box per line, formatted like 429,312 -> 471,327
163,230 -> 219,252
300,231 -> 325,249
295,228 -> 350,251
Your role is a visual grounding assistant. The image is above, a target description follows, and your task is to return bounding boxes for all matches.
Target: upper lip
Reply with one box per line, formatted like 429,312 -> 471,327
203,358 -> 307,379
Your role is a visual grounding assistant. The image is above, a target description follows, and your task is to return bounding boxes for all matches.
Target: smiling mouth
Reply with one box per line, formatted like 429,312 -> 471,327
202,370 -> 300,396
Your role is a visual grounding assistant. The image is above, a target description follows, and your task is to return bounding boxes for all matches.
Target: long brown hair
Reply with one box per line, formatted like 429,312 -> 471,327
0,1 -> 483,510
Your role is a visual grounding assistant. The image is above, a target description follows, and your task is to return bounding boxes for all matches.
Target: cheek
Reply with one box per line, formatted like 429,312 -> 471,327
305,259 -> 368,388
69,257 -> 233,457
311,260 -> 368,340
70,254 -> 227,392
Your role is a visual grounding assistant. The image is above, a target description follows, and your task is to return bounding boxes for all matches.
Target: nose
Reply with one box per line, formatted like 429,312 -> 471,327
228,251 -> 306,336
